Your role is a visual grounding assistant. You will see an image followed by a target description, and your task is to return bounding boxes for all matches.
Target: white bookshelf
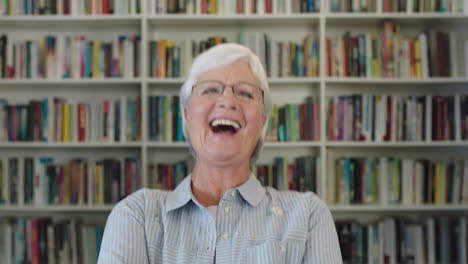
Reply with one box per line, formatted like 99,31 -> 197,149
1,1 -> 468,218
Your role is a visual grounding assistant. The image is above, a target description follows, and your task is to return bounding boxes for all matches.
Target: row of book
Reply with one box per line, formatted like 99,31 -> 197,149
0,156 -> 140,205
327,94 -> 468,142
336,217 -> 468,264
0,0 -> 141,15
0,34 -> 141,79
150,33 -> 320,79
326,155 -> 468,205
266,97 -> 320,142
256,156 -> 320,192
148,161 -> 189,190
150,0 -> 320,14
149,37 -> 227,79
0,96 -> 142,143
0,218 -> 104,264
326,23 -> 468,78
329,0 -> 468,13
148,95 -> 184,142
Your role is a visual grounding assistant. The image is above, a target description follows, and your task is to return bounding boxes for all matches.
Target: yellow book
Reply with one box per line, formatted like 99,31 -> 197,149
63,103 -> 70,142
94,163 -> 104,205
440,163 -> 446,204
93,40 -> 101,78
38,36 -> 47,79
414,39 -> 422,78
210,0 -> 217,14
63,164 -> 71,205
70,37 -> 76,78
372,32 -> 379,78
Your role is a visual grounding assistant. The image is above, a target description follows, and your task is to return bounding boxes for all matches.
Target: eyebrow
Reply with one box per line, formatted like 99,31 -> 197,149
199,79 -> 261,88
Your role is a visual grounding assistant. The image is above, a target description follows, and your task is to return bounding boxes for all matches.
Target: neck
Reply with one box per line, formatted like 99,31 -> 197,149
191,159 -> 251,207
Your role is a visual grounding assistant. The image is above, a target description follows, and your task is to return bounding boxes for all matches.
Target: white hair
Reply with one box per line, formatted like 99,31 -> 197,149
179,43 -> 273,166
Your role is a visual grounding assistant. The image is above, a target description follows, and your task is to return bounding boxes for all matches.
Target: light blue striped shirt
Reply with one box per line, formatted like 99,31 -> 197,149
98,174 -> 342,263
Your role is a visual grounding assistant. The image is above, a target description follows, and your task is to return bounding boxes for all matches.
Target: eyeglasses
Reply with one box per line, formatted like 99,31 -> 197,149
192,80 -> 264,102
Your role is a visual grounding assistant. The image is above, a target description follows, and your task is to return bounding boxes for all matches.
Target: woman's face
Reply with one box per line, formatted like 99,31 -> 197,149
184,61 -> 266,167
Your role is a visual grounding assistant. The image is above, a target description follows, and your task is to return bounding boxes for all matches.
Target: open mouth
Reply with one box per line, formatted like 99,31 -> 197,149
210,119 -> 241,134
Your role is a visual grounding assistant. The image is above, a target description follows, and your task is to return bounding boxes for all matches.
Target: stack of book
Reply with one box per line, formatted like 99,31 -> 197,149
329,0 -> 468,13
0,218 -> 104,264
150,0 -> 320,14
327,94 -> 468,142
148,95 -> 184,142
336,217 -> 467,264
0,96 -> 142,143
0,156 -> 140,205
326,22 -> 468,78
0,0 -> 141,15
266,96 -> 320,142
0,34 -> 141,79
256,155 -> 320,192
326,154 -> 468,205
149,33 -> 319,79
148,160 -> 189,190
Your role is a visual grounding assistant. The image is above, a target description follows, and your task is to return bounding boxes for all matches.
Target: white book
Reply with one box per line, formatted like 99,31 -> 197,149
376,0 -> 383,13
415,161 -> 422,204
402,39 -> 410,78
453,161 -> 462,203
14,42 -> 21,79
46,224 -> 55,264
402,159 -> 413,205
150,0 -> 155,14
378,222 -> 384,263
70,221 -> 78,264
417,99 -> 423,141
449,32 -> 459,77
217,0 -> 223,14
257,1 -> 265,15
414,225 -> 424,264
285,0 -> 291,14
244,0 -> 251,14
353,0 -> 359,12
367,225 -> 374,262
419,33 -> 429,79
281,42 -> 289,77
407,0 -> 413,13
391,95 -> 397,142
6,38 -> 13,75
57,0 -> 63,15
427,218 -> 436,264
272,0 -> 278,14
131,0 -> 136,14
127,39 -> 134,78
379,157 -> 388,205
465,0 -> 468,14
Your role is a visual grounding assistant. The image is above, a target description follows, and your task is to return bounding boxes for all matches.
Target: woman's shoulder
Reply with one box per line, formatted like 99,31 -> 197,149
265,188 -> 330,216
111,188 -> 170,217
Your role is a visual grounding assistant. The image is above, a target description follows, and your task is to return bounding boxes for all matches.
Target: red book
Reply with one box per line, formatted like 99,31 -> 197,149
313,101 -> 320,141
103,0 -> 109,14
326,38 -> 332,76
329,99 -> 335,141
288,164 -> 294,190
385,96 -> 392,141
78,103 -> 86,142
167,165 -> 174,190
201,0 -> 208,14
125,160 -> 132,196
34,102 -> 42,141
80,36 -> 86,79
237,0 -> 243,14
266,0 -> 272,13
436,32 -> 447,77
64,0 -> 70,14
384,0 -> 390,12
31,220 -> 40,264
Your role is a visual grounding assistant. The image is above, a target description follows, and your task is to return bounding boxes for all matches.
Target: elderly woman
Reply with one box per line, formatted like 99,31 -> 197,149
98,43 -> 342,263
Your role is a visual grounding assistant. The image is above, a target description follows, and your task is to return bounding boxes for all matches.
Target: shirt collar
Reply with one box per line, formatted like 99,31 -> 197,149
165,173 -> 266,213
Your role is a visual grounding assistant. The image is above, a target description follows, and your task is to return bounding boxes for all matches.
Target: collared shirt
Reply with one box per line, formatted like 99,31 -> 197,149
98,174 -> 343,264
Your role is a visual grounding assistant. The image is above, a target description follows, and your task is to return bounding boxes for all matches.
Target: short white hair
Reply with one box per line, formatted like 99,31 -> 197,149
179,43 -> 273,166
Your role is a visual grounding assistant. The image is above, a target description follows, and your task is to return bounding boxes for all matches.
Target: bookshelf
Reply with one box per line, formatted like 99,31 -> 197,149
1,0 -> 468,262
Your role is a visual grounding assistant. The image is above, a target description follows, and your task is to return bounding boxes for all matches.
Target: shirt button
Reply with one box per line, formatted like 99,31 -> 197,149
224,206 -> 231,213
222,233 -> 230,240
231,191 -> 236,197
279,244 -> 286,252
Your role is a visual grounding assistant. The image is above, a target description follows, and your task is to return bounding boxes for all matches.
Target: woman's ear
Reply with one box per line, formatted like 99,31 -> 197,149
184,106 -> 189,121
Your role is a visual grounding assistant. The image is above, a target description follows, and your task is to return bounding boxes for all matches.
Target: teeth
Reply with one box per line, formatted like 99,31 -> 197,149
210,119 -> 241,129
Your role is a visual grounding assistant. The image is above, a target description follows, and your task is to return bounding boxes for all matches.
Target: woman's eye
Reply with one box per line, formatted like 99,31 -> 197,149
238,91 -> 254,99
202,87 -> 221,94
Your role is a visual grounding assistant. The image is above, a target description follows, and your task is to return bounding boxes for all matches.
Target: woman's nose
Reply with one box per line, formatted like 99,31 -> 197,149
216,86 -> 238,110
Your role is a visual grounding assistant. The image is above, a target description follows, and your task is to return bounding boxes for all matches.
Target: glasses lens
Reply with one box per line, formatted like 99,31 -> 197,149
234,83 -> 261,101
195,81 -> 223,96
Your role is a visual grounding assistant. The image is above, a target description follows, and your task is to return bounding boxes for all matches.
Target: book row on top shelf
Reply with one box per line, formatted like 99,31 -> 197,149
2,0 -> 468,16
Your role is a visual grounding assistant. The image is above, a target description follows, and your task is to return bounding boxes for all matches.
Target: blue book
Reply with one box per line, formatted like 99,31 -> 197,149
176,100 -> 184,142
308,0 -> 314,12
85,42 -> 92,78
358,34 -> 366,77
